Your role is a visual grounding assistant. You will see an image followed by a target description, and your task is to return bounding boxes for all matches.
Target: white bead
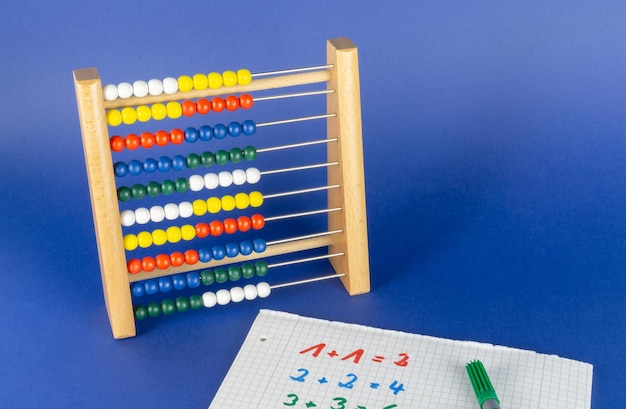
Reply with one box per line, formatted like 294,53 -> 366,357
147,79 -> 163,96
164,203 -> 179,220
204,173 -> 219,189
246,167 -> 261,184
117,82 -> 133,99
202,292 -> 217,308
243,284 -> 258,300
132,80 -> 149,97
216,289 -> 231,305
178,202 -> 193,218
120,210 -> 135,227
102,84 -> 118,101
232,169 -> 247,185
218,171 -> 233,187
134,207 -> 151,225
162,77 -> 178,94
189,174 -> 205,192
257,282 -> 271,298
149,206 -> 165,223
230,287 -> 245,303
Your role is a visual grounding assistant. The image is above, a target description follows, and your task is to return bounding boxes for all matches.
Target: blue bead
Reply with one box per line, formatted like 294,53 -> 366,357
199,125 -> 213,141
143,158 -> 157,173
253,238 -> 267,253
242,120 -> 256,135
113,162 -> 128,177
128,160 -> 143,176
228,122 -> 242,137
184,127 -> 199,143
239,240 -> 253,256
157,156 -> 172,172
225,242 -> 240,258
213,123 -> 227,139
158,277 -> 173,293
131,283 -> 144,297
172,274 -> 187,290
171,155 -> 186,171
212,245 -> 226,260
198,247 -> 212,262
144,279 -> 159,295
186,272 -> 201,288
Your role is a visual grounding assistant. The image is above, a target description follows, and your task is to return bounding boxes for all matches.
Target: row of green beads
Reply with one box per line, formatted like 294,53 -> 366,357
201,260 -> 268,285
134,295 -> 203,320
117,178 -> 190,201
190,146 -> 257,168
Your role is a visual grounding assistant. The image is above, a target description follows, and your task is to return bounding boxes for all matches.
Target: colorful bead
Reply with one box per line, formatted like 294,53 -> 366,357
209,220 -> 224,236
120,210 -> 135,226
134,306 -> 148,320
166,226 -> 182,243
199,125 -> 213,141
158,277 -> 173,293
102,84 -> 118,101
147,302 -> 161,317
172,274 -> 186,290
148,79 -> 163,96
216,289 -> 231,305
237,216 -> 252,232
201,270 -> 215,286
237,69 -> 252,85
162,77 -> 178,94
106,109 -> 122,126
235,192 -> 250,209
186,272 -> 201,288
123,234 -> 138,251
230,286 -> 245,303
192,198 -> 207,215
241,263 -> 255,279
214,268 -> 228,283
225,95 -> 239,111
207,196 -> 221,213
166,101 -> 182,119
190,295 -> 203,309
117,82 -> 133,98
201,151 -> 215,167
152,229 -> 167,246
127,160 -> 142,175
215,150 -> 230,165
140,132 -> 155,148
137,231 -> 153,248
170,129 -> 184,145
239,240 -> 253,256
253,238 -> 267,253
230,149 -> 244,164
243,284 -> 258,300
181,224 -> 196,241
223,218 -> 238,234
143,158 -> 157,173
144,280 -> 159,295
171,155 -> 185,170
242,120 -> 256,135
198,247 -> 212,262
178,75 -> 193,92
228,121 -> 242,137
131,283 -> 144,297
133,80 -> 149,97
257,282 -> 271,298
192,73 -> 208,90
255,260 -> 268,277
202,291 -> 217,308
218,171 -> 233,187
155,254 -> 171,269
136,105 -> 152,122
208,72 -> 223,88
204,173 -> 219,189
251,214 -> 265,229
161,299 -> 176,315
211,97 -> 225,112
221,195 -> 236,211
196,98 -> 211,114
243,146 -> 257,160
213,123 -> 227,139
184,128 -> 199,143
181,100 -> 196,116
114,162 -> 128,177
110,135 -> 125,151
239,93 -> 253,109
225,242 -> 240,258
142,257 -> 156,272
222,70 -> 238,87
249,191 -> 264,207
127,258 -> 142,274
151,103 -> 167,121
179,201 -> 193,218
134,208 -> 150,224
176,297 -> 190,313
212,245 -> 226,260
170,252 -> 185,267
125,134 -> 140,150
150,206 -> 165,223
121,107 -> 137,125
186,153 -> 201,169
146,181 -> 160,197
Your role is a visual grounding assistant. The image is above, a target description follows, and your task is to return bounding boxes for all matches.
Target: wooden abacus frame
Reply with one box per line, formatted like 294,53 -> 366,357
74,38 -> 369,339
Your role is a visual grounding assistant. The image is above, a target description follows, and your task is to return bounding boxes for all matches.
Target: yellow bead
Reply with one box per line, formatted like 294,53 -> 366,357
181,224 -> 196,241
166,101 -> 182,119
206,197 -> 222,213
121,107 -> 138,125
222,70 -> 238,87
192,73 -> 208,90
166,226 -> 182,243
249,191 -> 264,207
106,109 -> 122,126
123,234 -> 138,251
177,75 -> 194,92
152,229 -> 167,246
237,69 -> 252,85
192,199 -> 208,216
208,72 -> 223,89
151,103 -> 167,120
137,231 -> 153,248
221,195 -> 236,211
235,192 -> 250,209
136,105 -> 152,122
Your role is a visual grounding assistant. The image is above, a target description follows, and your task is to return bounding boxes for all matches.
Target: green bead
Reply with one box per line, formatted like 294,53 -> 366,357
147,302 -> 161,317
146,181 -> 161,197
255,260 -> 269,276
241,263 -> 255,279
161,299 -> 176,315
201,269 -> 215,286
134,305 -> 148,321
243,146 -> 257,161
175,297 -> 190,313
186,153 -> 201,169
117,186 -> 132,202
189,295 -> 203,309
228,266 -> 242,281
161,179 -> 175,195
201,151 -> 215,167
175,178 -> 188,193
215,149 -> 229,165
131,184 -> 146,199
215,267 -> 229,283
229,147 -> 243,163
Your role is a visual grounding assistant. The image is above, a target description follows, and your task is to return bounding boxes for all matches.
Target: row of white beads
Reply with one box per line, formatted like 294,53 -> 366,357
202,282 -> 271,307
187,167 -> 261,192
103,78 -> 180,101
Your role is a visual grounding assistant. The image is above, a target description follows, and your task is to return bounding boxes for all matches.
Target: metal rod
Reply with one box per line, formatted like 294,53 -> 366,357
267,252 -> 345,269
264,207 -> 342,222
251,64 -> 334,78
270,273 -> 346,290
257,113 -> 335,128
254,89 -> 334,102
266,229 -> 343,247
260,162 -> 339,176
256,138 -> 337,154
263,184 -> 340,199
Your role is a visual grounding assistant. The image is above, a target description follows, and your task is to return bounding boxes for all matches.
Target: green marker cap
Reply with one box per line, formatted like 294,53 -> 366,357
466,360 -> 500,408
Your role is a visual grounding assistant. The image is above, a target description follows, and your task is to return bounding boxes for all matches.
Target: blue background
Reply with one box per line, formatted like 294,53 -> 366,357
1,1 -> 624,407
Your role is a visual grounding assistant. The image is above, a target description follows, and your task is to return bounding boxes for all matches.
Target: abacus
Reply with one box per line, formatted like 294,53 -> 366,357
73,38 -> 369,339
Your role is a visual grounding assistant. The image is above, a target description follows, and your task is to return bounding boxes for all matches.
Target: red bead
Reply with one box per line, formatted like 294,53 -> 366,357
251,214 -> 265,230
184,249 -> 199,265
209,220 -> 224,236
211,97 -> 225,112
223,218 -> 238,234
237,216 -> 251,232
170,252 -> 185,267
239,94 -> 254,109
181,100 -> 196,116
127,258 -> 142,274
196,98 -> 211,114
140,132 -> 155,148
155,130 -> 170,146
195,222 -> 210,238
225,95 -> 239,111
141,256 -> 156,272
125,133 -> 140,150
170,128 -> 184,144
155,254 -> 171,269
110,135 -> 125,152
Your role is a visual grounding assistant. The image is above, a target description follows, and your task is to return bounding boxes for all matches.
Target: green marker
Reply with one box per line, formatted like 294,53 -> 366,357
466,360 -> 501,409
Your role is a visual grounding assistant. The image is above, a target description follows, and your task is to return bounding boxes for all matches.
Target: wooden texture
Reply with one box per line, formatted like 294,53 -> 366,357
74,68 -> 136,339
326,38 -> 371,295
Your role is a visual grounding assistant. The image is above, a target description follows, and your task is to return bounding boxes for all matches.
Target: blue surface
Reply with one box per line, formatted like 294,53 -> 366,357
1,1 -> 624,407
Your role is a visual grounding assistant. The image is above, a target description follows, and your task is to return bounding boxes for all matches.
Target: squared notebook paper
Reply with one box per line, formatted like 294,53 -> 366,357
209,310 -> 592,409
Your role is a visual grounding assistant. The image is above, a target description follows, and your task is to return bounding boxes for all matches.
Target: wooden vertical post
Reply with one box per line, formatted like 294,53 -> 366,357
74,68 -> 136,339
326,38 -> 370,295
